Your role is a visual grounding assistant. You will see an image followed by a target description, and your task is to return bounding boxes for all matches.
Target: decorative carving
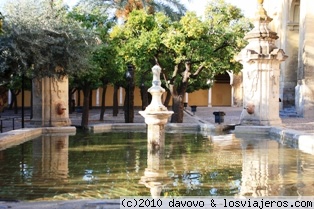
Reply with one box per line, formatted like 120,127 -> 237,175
246,101 -> 255,114
270,73 -> 279,98
144,65 -> 168,112
52,77 -> 61,99
247,70 -> 259,100
34,78 -> 41,97
56,103 -> 66,115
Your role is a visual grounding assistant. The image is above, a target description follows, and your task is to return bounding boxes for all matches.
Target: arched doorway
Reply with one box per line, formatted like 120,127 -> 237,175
211,72 -> 231,106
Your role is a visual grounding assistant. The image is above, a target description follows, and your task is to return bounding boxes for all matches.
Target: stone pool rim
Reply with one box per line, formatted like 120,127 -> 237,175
1,122 -> 314,208
1,122 -> 314,154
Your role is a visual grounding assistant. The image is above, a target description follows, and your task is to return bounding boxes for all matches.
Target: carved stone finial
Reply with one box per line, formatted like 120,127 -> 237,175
255,0 -> 271,21
152,65 -> 161,86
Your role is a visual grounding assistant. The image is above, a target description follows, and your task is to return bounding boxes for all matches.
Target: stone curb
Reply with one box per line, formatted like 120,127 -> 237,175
0,128 -> 42,151
270,127 -> 314,154
234,125 -> 314,154
0,127 -> 76,151
1,120 -> 314,208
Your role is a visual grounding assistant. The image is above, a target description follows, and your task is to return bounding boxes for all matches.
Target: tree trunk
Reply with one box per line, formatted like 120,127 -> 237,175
14,93 -> 18,114
81,86 -> 91,130
170,95 -> 184,123
68,88 -> 77,114
140,85 -> 149,110
89,89 -> 93,109
124,64 -> 135,123
9,93 -> 15,110
30,88 -> 33,119
9,90 -> 20,114
68,88 -> 72,114
124,83 -> 135,123
169,62 -> 191,123
77,89 -> 81,107
99,85 -> 107,121
68,89 -> 75,114
163,90 -> 172,108
113,84 -> 119,116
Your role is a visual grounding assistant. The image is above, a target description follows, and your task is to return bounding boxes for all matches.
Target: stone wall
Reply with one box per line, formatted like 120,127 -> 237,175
265,0 -> 314,117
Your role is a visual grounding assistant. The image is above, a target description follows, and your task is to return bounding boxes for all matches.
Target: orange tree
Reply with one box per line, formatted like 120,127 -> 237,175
111,0 -> 251,123
77,0 -> 188,123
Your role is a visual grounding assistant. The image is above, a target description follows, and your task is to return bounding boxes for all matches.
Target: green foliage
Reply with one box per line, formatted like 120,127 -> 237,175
1,0 -> 97,78
66,3 -> 120,91
110,0 -> 251,97
85,0 -> 187,21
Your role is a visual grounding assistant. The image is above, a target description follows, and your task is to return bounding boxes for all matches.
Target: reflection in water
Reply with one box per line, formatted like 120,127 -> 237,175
237,135 -> 314,196
32,135 -> 69,181
239,136 -> 278,197
0,131 -> 314,201
83,169 -> 95,182
139,138 -> 170,198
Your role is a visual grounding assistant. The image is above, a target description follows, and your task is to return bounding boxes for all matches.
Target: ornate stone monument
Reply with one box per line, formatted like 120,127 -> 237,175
139,65 -> 173,148
31,74 -> 71,127
236,0 -> 288,126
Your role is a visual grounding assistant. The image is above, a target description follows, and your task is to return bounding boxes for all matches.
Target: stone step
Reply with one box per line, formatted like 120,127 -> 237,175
280,107 -> 299,117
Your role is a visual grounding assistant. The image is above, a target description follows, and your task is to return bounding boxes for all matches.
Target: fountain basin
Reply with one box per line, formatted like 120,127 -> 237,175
139,111 -> 173,125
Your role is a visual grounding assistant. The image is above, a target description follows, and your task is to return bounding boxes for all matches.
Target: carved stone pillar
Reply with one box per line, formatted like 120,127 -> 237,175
31,74 -> 71,127
295,0 -> 314,118
139,65 -> 173,147
236,0 -> 288,126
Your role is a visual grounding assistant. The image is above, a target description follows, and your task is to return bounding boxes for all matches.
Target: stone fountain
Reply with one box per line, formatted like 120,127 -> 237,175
236,0 -> 288,126
139,65 -> 173,149
139,65 -> 173,197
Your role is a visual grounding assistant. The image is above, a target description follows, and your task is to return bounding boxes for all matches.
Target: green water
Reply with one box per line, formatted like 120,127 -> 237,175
0,131 -> 314,201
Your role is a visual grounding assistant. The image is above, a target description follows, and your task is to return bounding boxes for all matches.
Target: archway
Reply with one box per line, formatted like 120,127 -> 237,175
211,72 -> 231,106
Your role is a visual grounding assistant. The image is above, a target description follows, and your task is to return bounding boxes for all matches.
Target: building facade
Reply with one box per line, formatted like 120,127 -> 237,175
263,0 -> 314,117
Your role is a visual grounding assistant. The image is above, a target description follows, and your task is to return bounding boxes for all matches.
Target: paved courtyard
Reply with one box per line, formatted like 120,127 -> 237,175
0,106 -> 313,134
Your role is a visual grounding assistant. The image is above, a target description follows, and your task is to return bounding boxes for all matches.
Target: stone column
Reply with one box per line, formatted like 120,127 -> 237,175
139,65 -> 173,148
31,73 -> 71,127
280,0 -> 298,108
295,0 -> 314,118
236,0 -> 288,126
139,65 -> 173,197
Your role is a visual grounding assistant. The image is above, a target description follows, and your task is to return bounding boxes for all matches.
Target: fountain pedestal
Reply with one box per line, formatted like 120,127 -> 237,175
31,76 -> 71,127
139,65 -> 173,148
236,0 -> 287,126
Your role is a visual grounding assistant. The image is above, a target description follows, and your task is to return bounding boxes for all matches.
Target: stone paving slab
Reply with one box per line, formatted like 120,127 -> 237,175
0,199 -> 121,209
0,106 -> 313,134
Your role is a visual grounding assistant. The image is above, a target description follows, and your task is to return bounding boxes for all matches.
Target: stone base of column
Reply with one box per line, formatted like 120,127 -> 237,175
295,81 -> 314,118
147,124 -> 165,149
240,118 -> 282,126
30,118 -> 71,127
240,109 -> 282,126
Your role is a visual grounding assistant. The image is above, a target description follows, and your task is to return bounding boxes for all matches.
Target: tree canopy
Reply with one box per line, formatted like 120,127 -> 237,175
76,0 -> 187,21
110,0 -> 251,122
0,0 -> 252,124
1,0 -> 98,79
